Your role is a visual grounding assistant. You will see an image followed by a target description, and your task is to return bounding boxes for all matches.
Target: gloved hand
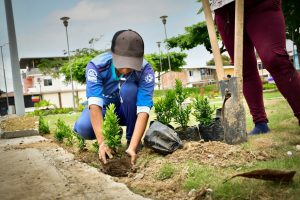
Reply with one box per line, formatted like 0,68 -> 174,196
99,142 -> 113,164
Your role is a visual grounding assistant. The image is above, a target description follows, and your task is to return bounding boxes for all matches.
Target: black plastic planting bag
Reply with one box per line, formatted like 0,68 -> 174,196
198,118 -> 224,142
144,121 -> 183,155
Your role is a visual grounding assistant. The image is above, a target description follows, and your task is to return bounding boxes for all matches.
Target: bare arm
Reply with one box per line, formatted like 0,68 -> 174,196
89,104 -> 112,163
126,112 -> 149,164
89,105 -> 104,144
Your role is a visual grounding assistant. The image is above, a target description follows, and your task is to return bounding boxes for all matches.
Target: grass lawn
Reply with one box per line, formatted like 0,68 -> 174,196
43,90 -> 300,199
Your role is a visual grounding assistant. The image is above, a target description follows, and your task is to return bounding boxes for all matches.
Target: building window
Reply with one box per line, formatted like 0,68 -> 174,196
200,69 -> 206,75
44,79 -> 52,86
189,71 -> 193,76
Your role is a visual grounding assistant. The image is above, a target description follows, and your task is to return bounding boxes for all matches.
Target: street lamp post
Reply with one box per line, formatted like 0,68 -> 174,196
60,16 -> 76,111
160,15 -> 171,72
157,41 -> 163,90
0,43 -> 9,113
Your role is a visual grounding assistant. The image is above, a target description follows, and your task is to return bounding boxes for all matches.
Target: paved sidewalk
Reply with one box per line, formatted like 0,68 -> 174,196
0,136 -> 149,200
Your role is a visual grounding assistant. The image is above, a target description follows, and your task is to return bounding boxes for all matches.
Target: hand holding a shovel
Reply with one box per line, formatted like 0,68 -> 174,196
99,142 -> 113,164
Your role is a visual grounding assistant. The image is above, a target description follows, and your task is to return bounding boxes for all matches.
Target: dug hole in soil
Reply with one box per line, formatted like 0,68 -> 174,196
100,150 -> 132,177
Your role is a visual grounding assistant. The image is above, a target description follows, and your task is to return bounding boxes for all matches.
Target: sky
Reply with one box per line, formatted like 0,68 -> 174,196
0,0 -> 212,92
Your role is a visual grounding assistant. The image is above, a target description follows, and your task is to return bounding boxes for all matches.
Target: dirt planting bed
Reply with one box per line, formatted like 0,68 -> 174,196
0,115 -> 39,139
110,141 -> 273,200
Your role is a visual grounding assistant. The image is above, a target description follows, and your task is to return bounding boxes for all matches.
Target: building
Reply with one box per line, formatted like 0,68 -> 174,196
160,65 -> 235,89
19,57 -> 87,108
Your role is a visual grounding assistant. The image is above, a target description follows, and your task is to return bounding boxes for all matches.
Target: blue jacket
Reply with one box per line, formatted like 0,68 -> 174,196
86,52 -> 155,114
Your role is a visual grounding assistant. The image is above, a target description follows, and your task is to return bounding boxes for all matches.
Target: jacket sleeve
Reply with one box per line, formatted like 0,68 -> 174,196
86,62 -> 104,108
136,64 -> 155,114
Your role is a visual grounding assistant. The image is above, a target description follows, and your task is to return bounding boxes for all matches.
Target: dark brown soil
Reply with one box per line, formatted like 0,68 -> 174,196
101,155 -> 132,177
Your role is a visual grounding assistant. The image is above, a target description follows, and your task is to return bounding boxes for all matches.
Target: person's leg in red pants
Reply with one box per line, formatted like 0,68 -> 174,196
215,2 -> 269,134
215,0 -> 300,133
246,0 -> 300,125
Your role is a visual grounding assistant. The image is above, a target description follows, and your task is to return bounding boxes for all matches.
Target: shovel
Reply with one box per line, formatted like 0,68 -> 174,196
202,0 -> 247,144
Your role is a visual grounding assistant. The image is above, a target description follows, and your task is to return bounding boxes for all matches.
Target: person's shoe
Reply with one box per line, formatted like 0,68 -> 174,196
248,122 -> 270,135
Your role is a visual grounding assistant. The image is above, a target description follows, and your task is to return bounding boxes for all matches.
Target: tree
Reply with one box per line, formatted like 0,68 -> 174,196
37,57 -> 67,78
144,52 -> 187,72
41,48 -> 187,84
166,21 -> 226,54
206,54 -> 231,66
60,48 -> 103,84
282,1 -> 300,67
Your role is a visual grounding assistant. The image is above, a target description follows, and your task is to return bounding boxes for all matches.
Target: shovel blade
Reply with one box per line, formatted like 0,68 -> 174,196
220,77 -> 247,144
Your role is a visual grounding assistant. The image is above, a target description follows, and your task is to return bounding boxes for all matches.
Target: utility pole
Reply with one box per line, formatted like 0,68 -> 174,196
157,41 -> 163,90
0,43 -> 10,114
4,0 -> 25,115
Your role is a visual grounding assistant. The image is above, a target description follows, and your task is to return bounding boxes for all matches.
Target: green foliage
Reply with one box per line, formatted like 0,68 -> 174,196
34,100 -> 53,108
37,57 -> 67,78
156,163 -> 176,181
282,1 -> 300,65
144,52 -> 187,72
166,22 -> 226,54
206,55 -> 231,66
102,104 -> 121,149
172,80 -> 192,128
60,48 -> 104,84
30,108 -> 73,116
75,134 -> 86,150
154,84 -> 218,98
183,162 -> 216,190
92,141 -> 99,153
38,116 -> 50,134
154,91 -> 176,125
192,96 -> 215,126
54,119 -> 75,145
263,83 -> 277,90
54,119 -> 69,142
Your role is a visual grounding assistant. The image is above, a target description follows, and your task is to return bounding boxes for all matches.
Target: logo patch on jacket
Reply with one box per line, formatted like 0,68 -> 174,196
87,69 -> 97,83
145,74 -> 154,83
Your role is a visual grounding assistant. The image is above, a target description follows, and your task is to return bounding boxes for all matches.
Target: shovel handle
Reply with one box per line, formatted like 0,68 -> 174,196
234,0 -> 244,100
201,0 -> 225,81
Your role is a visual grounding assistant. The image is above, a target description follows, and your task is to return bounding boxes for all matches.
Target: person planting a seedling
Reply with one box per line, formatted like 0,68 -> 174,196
73,29 -> 155,165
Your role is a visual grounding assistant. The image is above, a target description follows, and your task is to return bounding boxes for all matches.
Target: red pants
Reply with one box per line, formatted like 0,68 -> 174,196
215,0 -> 300,124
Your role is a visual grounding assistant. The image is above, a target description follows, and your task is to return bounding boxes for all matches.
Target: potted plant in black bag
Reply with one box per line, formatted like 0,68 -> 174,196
192,95 -> 224,141
154,90 -> 176,128
172,80 -> 200,141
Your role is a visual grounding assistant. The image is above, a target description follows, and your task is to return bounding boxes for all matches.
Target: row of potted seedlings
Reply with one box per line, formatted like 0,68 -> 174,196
154,79 -> 224,142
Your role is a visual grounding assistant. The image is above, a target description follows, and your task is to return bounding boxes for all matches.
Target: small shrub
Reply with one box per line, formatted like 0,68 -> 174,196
38,116 -> 50,134
75,134 -> 86,150
55,119 -> 71,143
192,96 -> 215,126
102,104 -> 121,149
91,141 -> 99,153
34,99 -> 53,108
31,108 -> 73,116
154,91 -> 176,125
156,163 -> 176,181
172,79 -> 192,128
